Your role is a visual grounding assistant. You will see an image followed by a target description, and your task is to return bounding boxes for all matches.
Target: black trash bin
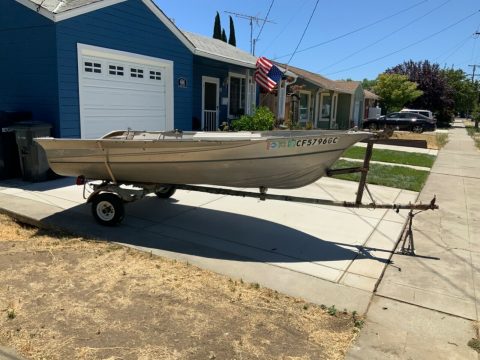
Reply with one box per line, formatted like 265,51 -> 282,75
0,111 -> 32,179
9,121 -> 52,182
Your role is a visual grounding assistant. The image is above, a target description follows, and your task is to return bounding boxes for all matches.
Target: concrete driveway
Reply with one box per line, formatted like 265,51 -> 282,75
0,176 -> 418,313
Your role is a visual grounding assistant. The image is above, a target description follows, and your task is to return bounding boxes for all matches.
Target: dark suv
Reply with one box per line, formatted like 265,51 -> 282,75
363,112 -> 436,133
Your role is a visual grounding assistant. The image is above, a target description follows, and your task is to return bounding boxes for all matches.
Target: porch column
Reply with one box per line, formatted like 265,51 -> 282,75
276,79 -> 286,122
245,69 -> 251,115
329,90 -> 334,129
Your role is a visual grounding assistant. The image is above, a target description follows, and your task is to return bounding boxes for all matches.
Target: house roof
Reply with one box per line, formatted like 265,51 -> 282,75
19,0 -> 256,69
183,31 -> 257,69
25,0 -> 104,13
334,80 -> 362,94
364,89 -> 380,100
273,63 -> 353,93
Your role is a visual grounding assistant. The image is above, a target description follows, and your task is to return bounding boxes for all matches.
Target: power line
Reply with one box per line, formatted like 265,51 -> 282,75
273,0 -> 428,60
255,0 -> 275,49
259,1 -> 308,54
471,31 -> 480,63
318,0 -> 451,73
325,9 -> 480,76
285,0 -> 320,66
434,34 -> 474,63
225,11 -> 275,55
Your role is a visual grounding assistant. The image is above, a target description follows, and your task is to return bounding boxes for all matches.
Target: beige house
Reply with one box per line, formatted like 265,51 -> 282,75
261,63 -> 378,130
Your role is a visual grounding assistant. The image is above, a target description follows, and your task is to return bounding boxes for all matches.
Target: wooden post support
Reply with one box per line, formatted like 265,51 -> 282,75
355,139 -> 374,205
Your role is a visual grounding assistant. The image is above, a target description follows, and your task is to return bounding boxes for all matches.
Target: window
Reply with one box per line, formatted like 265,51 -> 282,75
150,71 -> 161,80
84,62 -> 101,73
109,65 -> 124,76
131,68 -> 144,78
229,75 -> 245,117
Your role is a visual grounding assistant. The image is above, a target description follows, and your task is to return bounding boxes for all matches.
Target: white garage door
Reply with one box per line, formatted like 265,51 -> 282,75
78,44 -> 174,139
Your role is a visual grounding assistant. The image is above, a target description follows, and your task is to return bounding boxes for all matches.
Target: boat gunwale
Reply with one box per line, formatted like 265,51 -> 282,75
35,130 -> 372,144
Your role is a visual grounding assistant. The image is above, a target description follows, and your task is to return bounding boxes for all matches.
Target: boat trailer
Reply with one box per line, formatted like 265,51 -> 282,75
79,138 -> 438,255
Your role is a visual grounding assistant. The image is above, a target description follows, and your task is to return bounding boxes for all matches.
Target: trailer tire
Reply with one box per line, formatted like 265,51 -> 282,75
91,193 -> 125,226
155,185 -> 176,199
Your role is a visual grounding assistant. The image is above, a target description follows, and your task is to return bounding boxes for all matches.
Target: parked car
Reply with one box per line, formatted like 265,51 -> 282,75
400,108 -> 434,120
363,112 -> 437,133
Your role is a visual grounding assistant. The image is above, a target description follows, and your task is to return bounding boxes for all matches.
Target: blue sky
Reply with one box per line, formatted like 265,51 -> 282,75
156,0 -> 480,81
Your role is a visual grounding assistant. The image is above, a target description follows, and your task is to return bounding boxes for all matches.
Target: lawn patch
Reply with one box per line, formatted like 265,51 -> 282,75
331,160 -> 429,192
342,146 -> 435,168
465,125 -> 480,149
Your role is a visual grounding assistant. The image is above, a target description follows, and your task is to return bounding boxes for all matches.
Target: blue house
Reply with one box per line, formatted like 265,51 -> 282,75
0,0 -> 258,138
183,32 -> 257,131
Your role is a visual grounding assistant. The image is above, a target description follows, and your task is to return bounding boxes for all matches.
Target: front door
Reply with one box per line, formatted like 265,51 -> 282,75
202,76 -> 219,131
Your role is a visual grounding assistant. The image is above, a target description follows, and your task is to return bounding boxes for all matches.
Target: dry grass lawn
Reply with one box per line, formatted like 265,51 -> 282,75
389,131 -> 446,149
0,214 -> 360,360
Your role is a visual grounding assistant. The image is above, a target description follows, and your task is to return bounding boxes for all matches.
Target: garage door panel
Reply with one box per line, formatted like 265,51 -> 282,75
79,45 -> 173,139
83,91 -> 166,108
83,108 -> 167,117
83,117 -> 167,139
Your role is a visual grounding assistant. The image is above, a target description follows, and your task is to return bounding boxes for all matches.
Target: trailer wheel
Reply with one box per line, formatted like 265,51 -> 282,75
91,193 -> 125,226
155,185 -> 176,199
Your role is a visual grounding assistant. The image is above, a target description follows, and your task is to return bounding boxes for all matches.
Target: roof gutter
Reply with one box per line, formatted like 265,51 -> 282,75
193,50 -> 257,69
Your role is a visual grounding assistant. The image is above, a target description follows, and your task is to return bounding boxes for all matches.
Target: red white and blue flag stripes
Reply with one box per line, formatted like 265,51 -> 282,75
255,57 -> 284,92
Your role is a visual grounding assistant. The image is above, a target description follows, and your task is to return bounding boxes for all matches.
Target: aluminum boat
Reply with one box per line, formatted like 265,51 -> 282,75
35,129 -> 372,189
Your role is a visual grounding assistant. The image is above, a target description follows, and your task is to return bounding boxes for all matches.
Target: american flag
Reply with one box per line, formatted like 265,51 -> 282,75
255,57 -> 284,92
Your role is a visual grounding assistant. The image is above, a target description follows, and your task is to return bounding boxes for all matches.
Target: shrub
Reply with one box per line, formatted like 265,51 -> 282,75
230,106 -> 275,131
435,108 -> 454,128
472,103 -> 480,128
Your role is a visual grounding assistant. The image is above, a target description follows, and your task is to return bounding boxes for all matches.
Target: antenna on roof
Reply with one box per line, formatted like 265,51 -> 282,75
224,11 -> 275,55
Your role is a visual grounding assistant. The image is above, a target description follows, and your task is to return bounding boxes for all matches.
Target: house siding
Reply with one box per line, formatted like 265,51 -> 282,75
55,0 -> 193,137
193,56 -> 255,129
0,1 -> 59,132
192,56 -> 228,129
353,86 -> 364,127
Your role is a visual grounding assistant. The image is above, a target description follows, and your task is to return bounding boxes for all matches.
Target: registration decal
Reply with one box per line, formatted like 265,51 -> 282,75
267,137 -> 339,150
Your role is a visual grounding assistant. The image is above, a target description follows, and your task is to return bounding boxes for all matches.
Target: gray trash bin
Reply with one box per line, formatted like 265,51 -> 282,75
9,121 -> 52,182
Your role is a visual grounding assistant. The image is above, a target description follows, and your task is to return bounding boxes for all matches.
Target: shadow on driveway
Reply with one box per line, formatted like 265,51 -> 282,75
38,195 -> 392,267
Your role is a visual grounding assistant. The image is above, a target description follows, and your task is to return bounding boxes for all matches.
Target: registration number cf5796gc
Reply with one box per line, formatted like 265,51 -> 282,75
267,137 -> 339,150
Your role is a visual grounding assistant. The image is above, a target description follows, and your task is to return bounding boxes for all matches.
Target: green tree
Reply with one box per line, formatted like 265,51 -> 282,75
472,102 -> 480,129
442,69 -> 478,117
361,78 -> 377,90
386,60 -> 454,126
373,74 -> 423,113
221,28 -> 227,42
213,11 -> 222,40
228,16 -> 236,46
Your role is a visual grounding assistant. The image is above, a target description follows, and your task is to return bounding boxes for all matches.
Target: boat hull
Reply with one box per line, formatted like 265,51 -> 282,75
35,130 -> 372,189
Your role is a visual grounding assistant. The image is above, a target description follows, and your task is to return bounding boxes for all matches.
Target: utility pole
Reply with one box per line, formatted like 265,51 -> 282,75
468,64 -> 480,83
469,32 -> 480,82
224,11 -> 275,55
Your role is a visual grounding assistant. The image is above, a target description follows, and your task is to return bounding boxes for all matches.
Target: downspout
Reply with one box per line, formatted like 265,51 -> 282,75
314,88 -> 321,128
329,90 -> 334,129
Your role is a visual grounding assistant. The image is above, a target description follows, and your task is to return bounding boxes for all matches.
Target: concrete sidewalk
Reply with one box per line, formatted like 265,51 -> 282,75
348,119 -> 480,359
